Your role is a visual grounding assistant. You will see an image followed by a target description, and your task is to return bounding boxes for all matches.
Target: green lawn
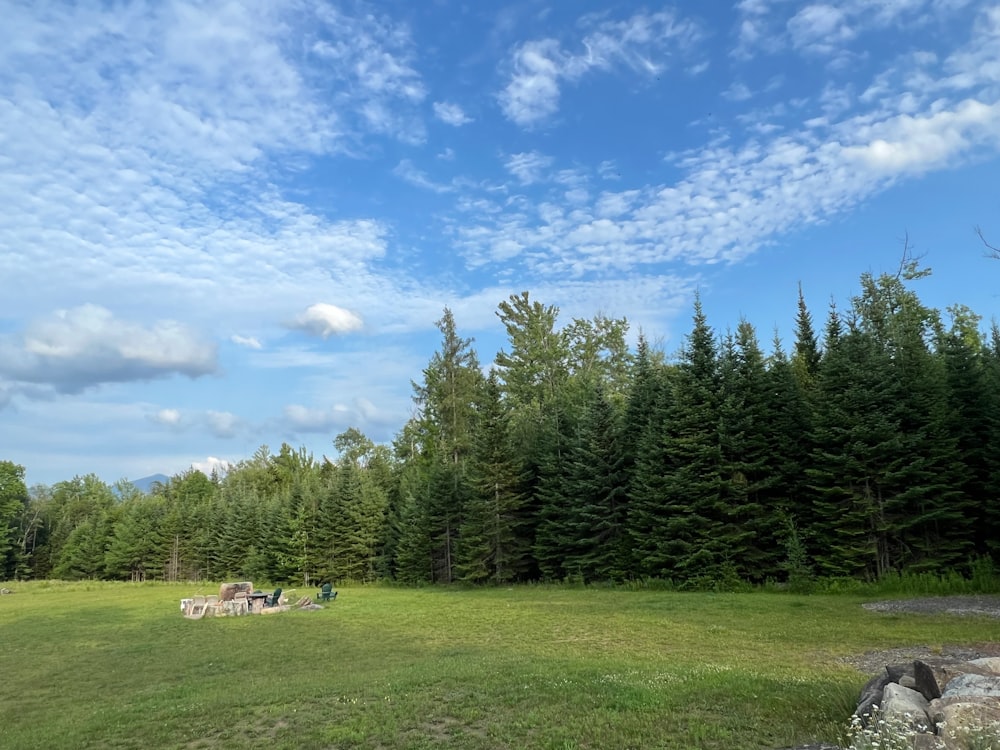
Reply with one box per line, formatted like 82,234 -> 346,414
1,581 -> 996,749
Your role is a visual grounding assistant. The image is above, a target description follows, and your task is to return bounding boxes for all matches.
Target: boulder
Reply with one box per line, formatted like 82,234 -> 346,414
881,682 -> 933,733
941,673 -> 1000,699
935,699 -> 1000,745
969,657 -> 1000,673
855,672 -> 892,723
914,660 -> 941,701
850,653 -> 1000,747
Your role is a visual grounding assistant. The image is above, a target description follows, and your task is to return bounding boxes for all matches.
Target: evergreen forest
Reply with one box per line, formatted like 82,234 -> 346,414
3,260 -> 999,588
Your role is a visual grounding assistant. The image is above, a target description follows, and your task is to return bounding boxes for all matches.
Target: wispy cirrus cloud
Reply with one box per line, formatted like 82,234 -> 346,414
461,7 -> 1000,276
505,150 -> 554,184
736,0 -> 975,60
0,0 -> 446,347
393,159 -> 454,192
231,335 -> 263,350
433,101 -> 473,126
498,8 -> 701,127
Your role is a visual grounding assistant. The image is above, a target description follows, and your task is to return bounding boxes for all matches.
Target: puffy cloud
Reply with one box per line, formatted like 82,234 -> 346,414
152,408 -> 182,427
289,304 -> 365,339
206,410 -> 242,439
844,99 -> 1000,173
0,305 -> 217,393
191,456 -> 231,476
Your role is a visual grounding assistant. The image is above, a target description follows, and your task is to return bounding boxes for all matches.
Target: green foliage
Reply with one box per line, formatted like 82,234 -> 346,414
781,516 -> 815,593
11,258 -> 1000,589
0,461 -> 29,578
457,373 -> 530,584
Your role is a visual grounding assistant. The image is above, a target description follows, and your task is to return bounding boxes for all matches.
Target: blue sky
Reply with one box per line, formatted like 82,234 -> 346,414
2,0 -> 999,487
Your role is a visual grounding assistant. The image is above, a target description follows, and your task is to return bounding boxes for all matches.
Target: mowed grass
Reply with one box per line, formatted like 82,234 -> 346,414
2,582 -> 998,750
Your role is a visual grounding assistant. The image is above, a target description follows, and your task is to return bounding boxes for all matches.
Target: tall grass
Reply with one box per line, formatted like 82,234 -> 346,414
1,581 -> 997,749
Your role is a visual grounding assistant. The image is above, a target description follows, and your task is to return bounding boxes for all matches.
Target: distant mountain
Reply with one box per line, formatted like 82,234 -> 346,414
131,473 -> 170,494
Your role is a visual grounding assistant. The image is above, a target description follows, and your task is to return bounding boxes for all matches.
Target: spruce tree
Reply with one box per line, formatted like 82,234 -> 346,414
717,320 -> 780,581
629,296 -> 724,584
563,383 -> 629,581
458,373 -> 529,584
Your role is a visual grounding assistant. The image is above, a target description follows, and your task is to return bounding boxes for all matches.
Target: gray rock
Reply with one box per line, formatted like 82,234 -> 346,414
942,673 -> 1000,698
882,682 -> 932,732
886,662 -> 914,681
855,672 -> 892,724
914,659 -> 942,700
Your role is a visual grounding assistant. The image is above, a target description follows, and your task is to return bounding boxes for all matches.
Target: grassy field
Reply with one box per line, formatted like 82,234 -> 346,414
1,582 -> 998,750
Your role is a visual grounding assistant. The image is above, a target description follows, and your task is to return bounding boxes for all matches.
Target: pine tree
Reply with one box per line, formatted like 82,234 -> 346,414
764,333 -> 815,581
628,296 -> 724,583
717,320 -> 780,581
563,383 -> 629,581
939,309 -> 1000,562
792,284 -> 822,389
806,306 -> 880,578
457,373 -> 529,584
407,308 -> 484,582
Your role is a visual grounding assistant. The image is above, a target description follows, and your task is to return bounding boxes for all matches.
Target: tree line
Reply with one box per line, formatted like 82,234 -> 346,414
2,260 -> 999,587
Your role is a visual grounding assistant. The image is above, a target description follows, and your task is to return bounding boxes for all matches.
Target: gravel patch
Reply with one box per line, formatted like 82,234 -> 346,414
838,595 -> 1000,675
786,596 -> 1000,750
860,595 -> 1000,619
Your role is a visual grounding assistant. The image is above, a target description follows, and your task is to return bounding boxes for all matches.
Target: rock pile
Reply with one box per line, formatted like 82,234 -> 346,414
853,657 -> 1000,748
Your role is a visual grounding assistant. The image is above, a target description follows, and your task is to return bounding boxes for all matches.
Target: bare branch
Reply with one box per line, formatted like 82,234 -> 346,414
976,226 -> 1000,259
894,231 -> 929,280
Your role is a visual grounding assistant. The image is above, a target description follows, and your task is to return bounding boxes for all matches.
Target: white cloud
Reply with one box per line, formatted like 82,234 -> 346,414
152,408 -> 182,427
231,334 -> 262,349
498,9 -> 700,127
723,82 -> 754,101
191,456 -> 231,476
290,304 -> 365,339
206,410 -> 242,439
598,161 -> 621,180
460,47 -> 1000,278
788,5 -> 855,53
433,101 -> 473,126
737,0 -> 974,59
505,151 -> 554,185
393,159 -> 453,193
0,1 -> 451,346
283,403 -> 354,433
309,3 -> 427,142
844,98 -> 1000,173
498,39 -> 565,127
0,305 -> 217,394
